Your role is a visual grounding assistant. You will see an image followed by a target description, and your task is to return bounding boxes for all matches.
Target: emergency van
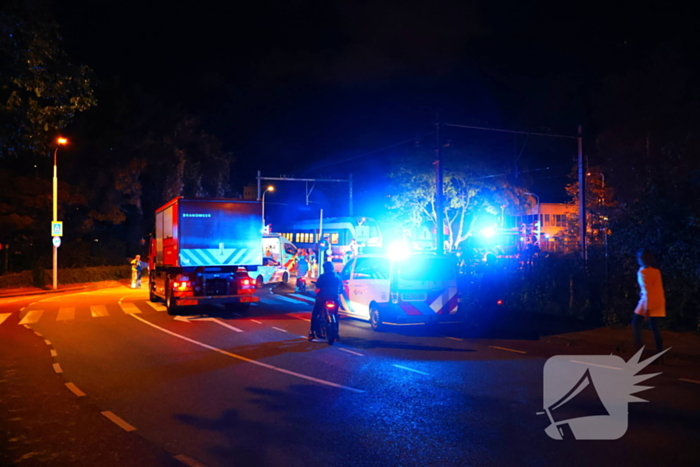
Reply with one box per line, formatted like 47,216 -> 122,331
338,253 -> 462,331
263,234 -> 298,271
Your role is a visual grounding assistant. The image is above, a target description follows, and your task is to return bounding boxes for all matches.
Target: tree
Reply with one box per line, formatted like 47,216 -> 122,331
0,0 -> 96,158
388,150 -> 529,250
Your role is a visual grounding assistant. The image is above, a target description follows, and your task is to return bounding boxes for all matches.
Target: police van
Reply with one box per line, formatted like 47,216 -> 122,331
251,256 -> 290,288
338,253 -> 462,331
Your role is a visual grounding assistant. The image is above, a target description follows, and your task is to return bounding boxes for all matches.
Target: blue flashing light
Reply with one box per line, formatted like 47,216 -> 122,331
480,226 -> 496,238
387,240 -> 412,261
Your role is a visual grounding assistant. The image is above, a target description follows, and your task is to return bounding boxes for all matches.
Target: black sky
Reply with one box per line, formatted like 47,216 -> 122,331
54,0 -> 698,210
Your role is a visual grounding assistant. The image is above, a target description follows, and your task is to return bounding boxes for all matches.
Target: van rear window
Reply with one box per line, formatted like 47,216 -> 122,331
398,257 -> 456,282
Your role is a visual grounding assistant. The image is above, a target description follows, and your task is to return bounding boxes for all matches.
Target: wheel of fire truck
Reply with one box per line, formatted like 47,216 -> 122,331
282,272 -> 289,284
369,303 -> 385,332
148,278 -> 160,303
165,285 -> 179,316
225,303 -> 250,313
255,276 -> 264,288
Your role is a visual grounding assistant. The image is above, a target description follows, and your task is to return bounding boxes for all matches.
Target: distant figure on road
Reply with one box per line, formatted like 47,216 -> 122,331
130,254 -> 145,288
349,238 -> 358,257
632,248 -> 666,356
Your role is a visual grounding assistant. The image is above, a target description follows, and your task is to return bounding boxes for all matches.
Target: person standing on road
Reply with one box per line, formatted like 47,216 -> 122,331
130,254 -> 145,288
631,249 -> 666,355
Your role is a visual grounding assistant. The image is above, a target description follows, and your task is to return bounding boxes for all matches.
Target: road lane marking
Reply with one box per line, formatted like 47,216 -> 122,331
489,345 -> 527,354
0,313 -> 11,325
288,312 -> 311,322
393,364 -> 429,376
146,302 -> 167,312
445,337 -> 462,341
174,454 -> 208,467
250,319 -> 263,324
34,331 -> 43,337
679,378 -> 700,385
272,327 -> 288,333
206,318 -> 243,333
56,307 -> 75,321
44,339 -> 52,346
65,383 -> 85,397
50,350 -> 57,357
53,363 -> 63,374
90,305 -> 109,317
130,314 -> 364,393
274,295 -> 307,304
338,348 -> 365,357
119,302 -> 141,314
101,411 -> 136,432
18,310 -> 43,325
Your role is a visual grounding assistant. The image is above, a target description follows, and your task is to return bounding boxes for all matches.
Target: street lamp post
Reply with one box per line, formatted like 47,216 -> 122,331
261,185 -> 274,232
53,137 -> 68,290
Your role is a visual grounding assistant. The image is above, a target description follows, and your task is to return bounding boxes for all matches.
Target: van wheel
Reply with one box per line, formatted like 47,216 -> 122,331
255,276 -> 264,288
282,272 -> 289,284
149,281 -> 160,302
165,286 -> 179,316
370,304 -> 384,332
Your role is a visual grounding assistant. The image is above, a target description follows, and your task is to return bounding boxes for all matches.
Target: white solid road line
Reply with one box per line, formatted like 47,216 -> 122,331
393,364 -> 429,376
18,309 -> 43,325
146,301 -> 167,312
65,382 -> 86,397
130,313 -> 364,393
90,305 -> 109,317
119,302 -> 142,314
338,347 -> 365,357
489,345 -> 527,354
101,411 -> 137,432
53,363 -> 63,374
56,307 -> 75,321
0,313 -> 11,325
174,454 -> 209,467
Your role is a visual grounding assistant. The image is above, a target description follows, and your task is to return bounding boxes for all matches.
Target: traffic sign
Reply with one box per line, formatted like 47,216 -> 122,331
52,236 -> 61,248
51,221 -> 63,237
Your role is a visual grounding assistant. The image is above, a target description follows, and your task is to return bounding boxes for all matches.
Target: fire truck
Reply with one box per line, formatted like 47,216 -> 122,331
148,197 -> 261,315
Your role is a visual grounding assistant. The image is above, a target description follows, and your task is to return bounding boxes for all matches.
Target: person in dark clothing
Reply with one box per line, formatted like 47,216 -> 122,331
309,261 -> 342,340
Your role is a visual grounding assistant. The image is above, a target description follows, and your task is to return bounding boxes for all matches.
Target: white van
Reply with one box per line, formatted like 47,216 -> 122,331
338,253 -> 462,331
263,234 -> 298,271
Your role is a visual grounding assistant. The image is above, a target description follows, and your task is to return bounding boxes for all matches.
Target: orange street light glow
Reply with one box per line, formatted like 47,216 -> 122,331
57,137 -> 68,145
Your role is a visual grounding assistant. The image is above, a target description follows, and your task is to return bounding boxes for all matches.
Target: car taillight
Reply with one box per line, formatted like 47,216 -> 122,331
237,277 -> 255,293
496,299 -> 503,306
173,281 -> 192,291
325,301 -> 337,309
242,279 -> 250,286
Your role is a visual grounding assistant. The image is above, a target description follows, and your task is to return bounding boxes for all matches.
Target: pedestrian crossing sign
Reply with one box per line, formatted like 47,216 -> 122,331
51,221 -> 63,237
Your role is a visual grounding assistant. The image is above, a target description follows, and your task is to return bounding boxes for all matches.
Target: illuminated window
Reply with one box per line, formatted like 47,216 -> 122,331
330,233 -> 339,244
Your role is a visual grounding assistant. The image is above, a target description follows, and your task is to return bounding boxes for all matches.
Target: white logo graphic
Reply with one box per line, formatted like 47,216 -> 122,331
539,347 -> 668,440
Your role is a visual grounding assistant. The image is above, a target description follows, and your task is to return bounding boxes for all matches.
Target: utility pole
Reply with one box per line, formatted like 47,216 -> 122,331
257,173 -> 354,216
577,125 -> 586,262
435,115 -> 444,255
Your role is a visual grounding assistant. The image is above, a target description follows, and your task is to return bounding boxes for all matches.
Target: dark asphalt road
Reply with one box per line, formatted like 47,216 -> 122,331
1,284 -> 699,467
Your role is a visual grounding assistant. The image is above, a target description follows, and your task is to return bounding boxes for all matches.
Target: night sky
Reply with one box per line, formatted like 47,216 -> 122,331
54,1 -> 697,214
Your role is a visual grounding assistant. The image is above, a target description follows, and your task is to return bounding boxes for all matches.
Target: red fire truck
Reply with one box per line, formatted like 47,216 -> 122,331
148,197 -> 262,315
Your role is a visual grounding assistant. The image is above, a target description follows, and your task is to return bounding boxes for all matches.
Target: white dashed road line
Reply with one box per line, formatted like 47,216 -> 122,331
53,363 -> 63,374
101,411 -> 137,432
44,339 -> 52,346
489,345 -> 527,354
288,312 -> 311,322
50,349 -> 57,357
65,382 -> 86,397
146,301 -> 167,312
250,319 -> 262,324
18,310 -> 43,325
129,313 -> 364,393
272,327 -> 288,333
445,337 -> 462,341
393,364 -> 429,376
119,302 -> 141,314
0,313 -> 12,325
90,305 -> 109,317
338,347 -> 365,357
